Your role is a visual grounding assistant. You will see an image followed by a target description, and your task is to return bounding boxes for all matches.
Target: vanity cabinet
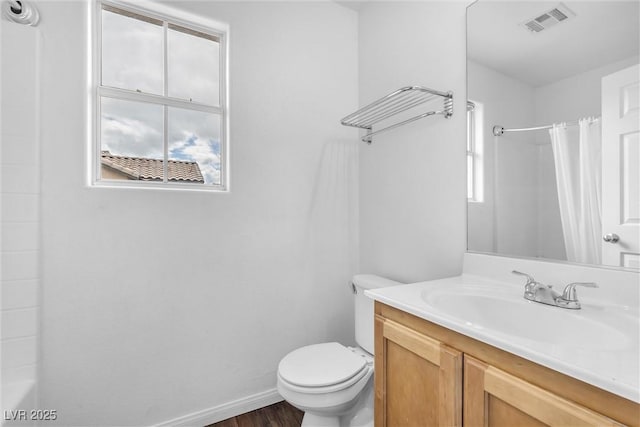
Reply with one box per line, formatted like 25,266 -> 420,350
374,313 -> 462,426
374,302 -> 639,427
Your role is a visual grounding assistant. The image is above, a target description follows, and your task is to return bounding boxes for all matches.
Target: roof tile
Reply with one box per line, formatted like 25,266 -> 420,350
101,151 -> 204,183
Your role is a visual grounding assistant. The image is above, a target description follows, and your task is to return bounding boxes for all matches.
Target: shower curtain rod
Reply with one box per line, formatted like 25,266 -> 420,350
7,0 -> 20,10
3,0 -> 40,26
493,117 -> 600,137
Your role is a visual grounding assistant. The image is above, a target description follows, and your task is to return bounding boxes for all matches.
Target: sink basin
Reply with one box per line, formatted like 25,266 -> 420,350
365,273 -> 640,403
420,282 -> 635,351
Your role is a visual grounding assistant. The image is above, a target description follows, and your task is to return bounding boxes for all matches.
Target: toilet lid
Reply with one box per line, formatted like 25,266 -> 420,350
278,342 -> 367,388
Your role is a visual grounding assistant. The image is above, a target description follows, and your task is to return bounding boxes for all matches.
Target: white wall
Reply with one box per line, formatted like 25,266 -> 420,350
534,56 -> 640,128
467,61 -> 538,257
357,1 -> 468,284
1,20 -> 41,416
37,2 -> 358,425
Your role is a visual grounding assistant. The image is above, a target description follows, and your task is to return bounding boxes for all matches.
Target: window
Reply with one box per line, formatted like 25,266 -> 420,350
94,2 -> 227,190
467,100 -> 483,202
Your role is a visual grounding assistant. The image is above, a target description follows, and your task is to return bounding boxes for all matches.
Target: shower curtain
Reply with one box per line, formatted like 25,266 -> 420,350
549,117 -> 602,264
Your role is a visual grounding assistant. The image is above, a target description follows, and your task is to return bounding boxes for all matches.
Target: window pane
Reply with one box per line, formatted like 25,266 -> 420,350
102,6 -> 163,95
100,97 -> 164,181
467,154 -> 474,199
168,25 -> 220,105
467,109 -> 474,151
168,108 -> 222,185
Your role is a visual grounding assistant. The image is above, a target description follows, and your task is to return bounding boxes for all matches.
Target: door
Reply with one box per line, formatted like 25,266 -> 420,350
374,316 -> 462,427
602,64 -> 640,268
464,356 -> 622,427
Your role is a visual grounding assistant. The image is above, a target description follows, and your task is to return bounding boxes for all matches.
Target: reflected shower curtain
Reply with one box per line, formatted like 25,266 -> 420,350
549,118 -> 602,264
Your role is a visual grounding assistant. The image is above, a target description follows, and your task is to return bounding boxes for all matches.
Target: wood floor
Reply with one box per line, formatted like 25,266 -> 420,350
207,401 -> 304,427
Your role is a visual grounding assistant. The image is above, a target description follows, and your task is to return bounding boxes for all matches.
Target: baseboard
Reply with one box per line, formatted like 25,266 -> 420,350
152,388 -> 283,427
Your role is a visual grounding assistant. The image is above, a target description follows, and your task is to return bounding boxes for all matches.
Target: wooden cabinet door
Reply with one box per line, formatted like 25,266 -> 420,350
374,316 -> 462,427
464,356 -> 624,426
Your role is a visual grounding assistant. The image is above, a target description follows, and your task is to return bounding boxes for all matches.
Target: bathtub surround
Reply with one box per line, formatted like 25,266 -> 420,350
1,19 -> 41,419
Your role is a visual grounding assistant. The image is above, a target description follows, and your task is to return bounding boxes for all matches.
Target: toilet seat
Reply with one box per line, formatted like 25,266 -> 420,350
278,343 -> 372,394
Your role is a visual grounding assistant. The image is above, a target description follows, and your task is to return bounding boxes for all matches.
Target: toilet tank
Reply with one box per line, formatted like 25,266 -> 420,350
352,274 -> 403,355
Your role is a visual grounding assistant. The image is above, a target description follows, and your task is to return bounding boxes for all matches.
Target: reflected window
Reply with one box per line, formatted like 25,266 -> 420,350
467,100 -> 484,202
96,2 -> 227,190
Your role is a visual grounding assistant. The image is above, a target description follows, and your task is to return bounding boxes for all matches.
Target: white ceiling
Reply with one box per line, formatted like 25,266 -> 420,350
467,1 -> 640,87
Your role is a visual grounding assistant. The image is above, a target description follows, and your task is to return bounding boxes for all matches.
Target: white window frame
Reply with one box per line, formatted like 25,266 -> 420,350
467,100 -> 484,203
90,0 -> 230,191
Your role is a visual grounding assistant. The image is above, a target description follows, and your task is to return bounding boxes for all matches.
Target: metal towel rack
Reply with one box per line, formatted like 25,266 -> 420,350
341,86 -> 453,143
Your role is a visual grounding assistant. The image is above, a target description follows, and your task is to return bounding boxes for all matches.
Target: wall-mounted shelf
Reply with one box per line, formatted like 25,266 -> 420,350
341,86 -> 453,143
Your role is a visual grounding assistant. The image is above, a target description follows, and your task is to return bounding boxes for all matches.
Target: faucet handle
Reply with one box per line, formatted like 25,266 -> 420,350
511,270 -> 535,284
512,270 -> 545,297
561,282 -> 598,301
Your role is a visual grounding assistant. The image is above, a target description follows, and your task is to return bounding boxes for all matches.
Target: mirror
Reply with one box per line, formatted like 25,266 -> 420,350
466,1 -> 640,269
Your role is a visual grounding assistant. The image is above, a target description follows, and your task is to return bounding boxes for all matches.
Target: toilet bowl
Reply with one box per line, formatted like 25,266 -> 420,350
277,343 -> 373,420
277,275 -> 402,427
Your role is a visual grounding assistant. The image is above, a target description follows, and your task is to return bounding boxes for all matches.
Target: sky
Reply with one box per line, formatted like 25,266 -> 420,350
100,7 -> 222,185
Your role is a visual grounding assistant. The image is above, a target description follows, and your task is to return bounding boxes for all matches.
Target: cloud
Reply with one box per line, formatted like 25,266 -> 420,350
168,28 -> 220,105
102,8 -> 220,104
168,109 -> 221,182
101,98 -> 164,158
100,7 -> 223,185
102,9 -> 164,94
170,131 -> 221,185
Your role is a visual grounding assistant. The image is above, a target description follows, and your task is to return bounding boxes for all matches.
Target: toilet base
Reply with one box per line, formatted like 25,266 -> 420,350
300,377 -> 374,427
301,409 -> 373,427
301,412 -> 340,427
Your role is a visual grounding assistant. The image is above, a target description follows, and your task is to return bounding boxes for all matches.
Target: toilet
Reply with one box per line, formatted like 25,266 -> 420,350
277,274 -> 402,427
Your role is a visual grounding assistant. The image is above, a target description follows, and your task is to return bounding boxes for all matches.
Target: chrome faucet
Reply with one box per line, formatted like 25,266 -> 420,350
511,270 -> 598,310
557,281 -> 599,309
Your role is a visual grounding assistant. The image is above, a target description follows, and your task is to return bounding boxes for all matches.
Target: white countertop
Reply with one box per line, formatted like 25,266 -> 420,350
366,273 -> 640,403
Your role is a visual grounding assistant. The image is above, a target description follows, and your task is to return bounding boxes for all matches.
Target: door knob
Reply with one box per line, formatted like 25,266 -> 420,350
603,233 -> 620,243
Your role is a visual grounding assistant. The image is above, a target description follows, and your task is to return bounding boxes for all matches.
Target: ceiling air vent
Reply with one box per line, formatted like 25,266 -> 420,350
520,3 -> 575,33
